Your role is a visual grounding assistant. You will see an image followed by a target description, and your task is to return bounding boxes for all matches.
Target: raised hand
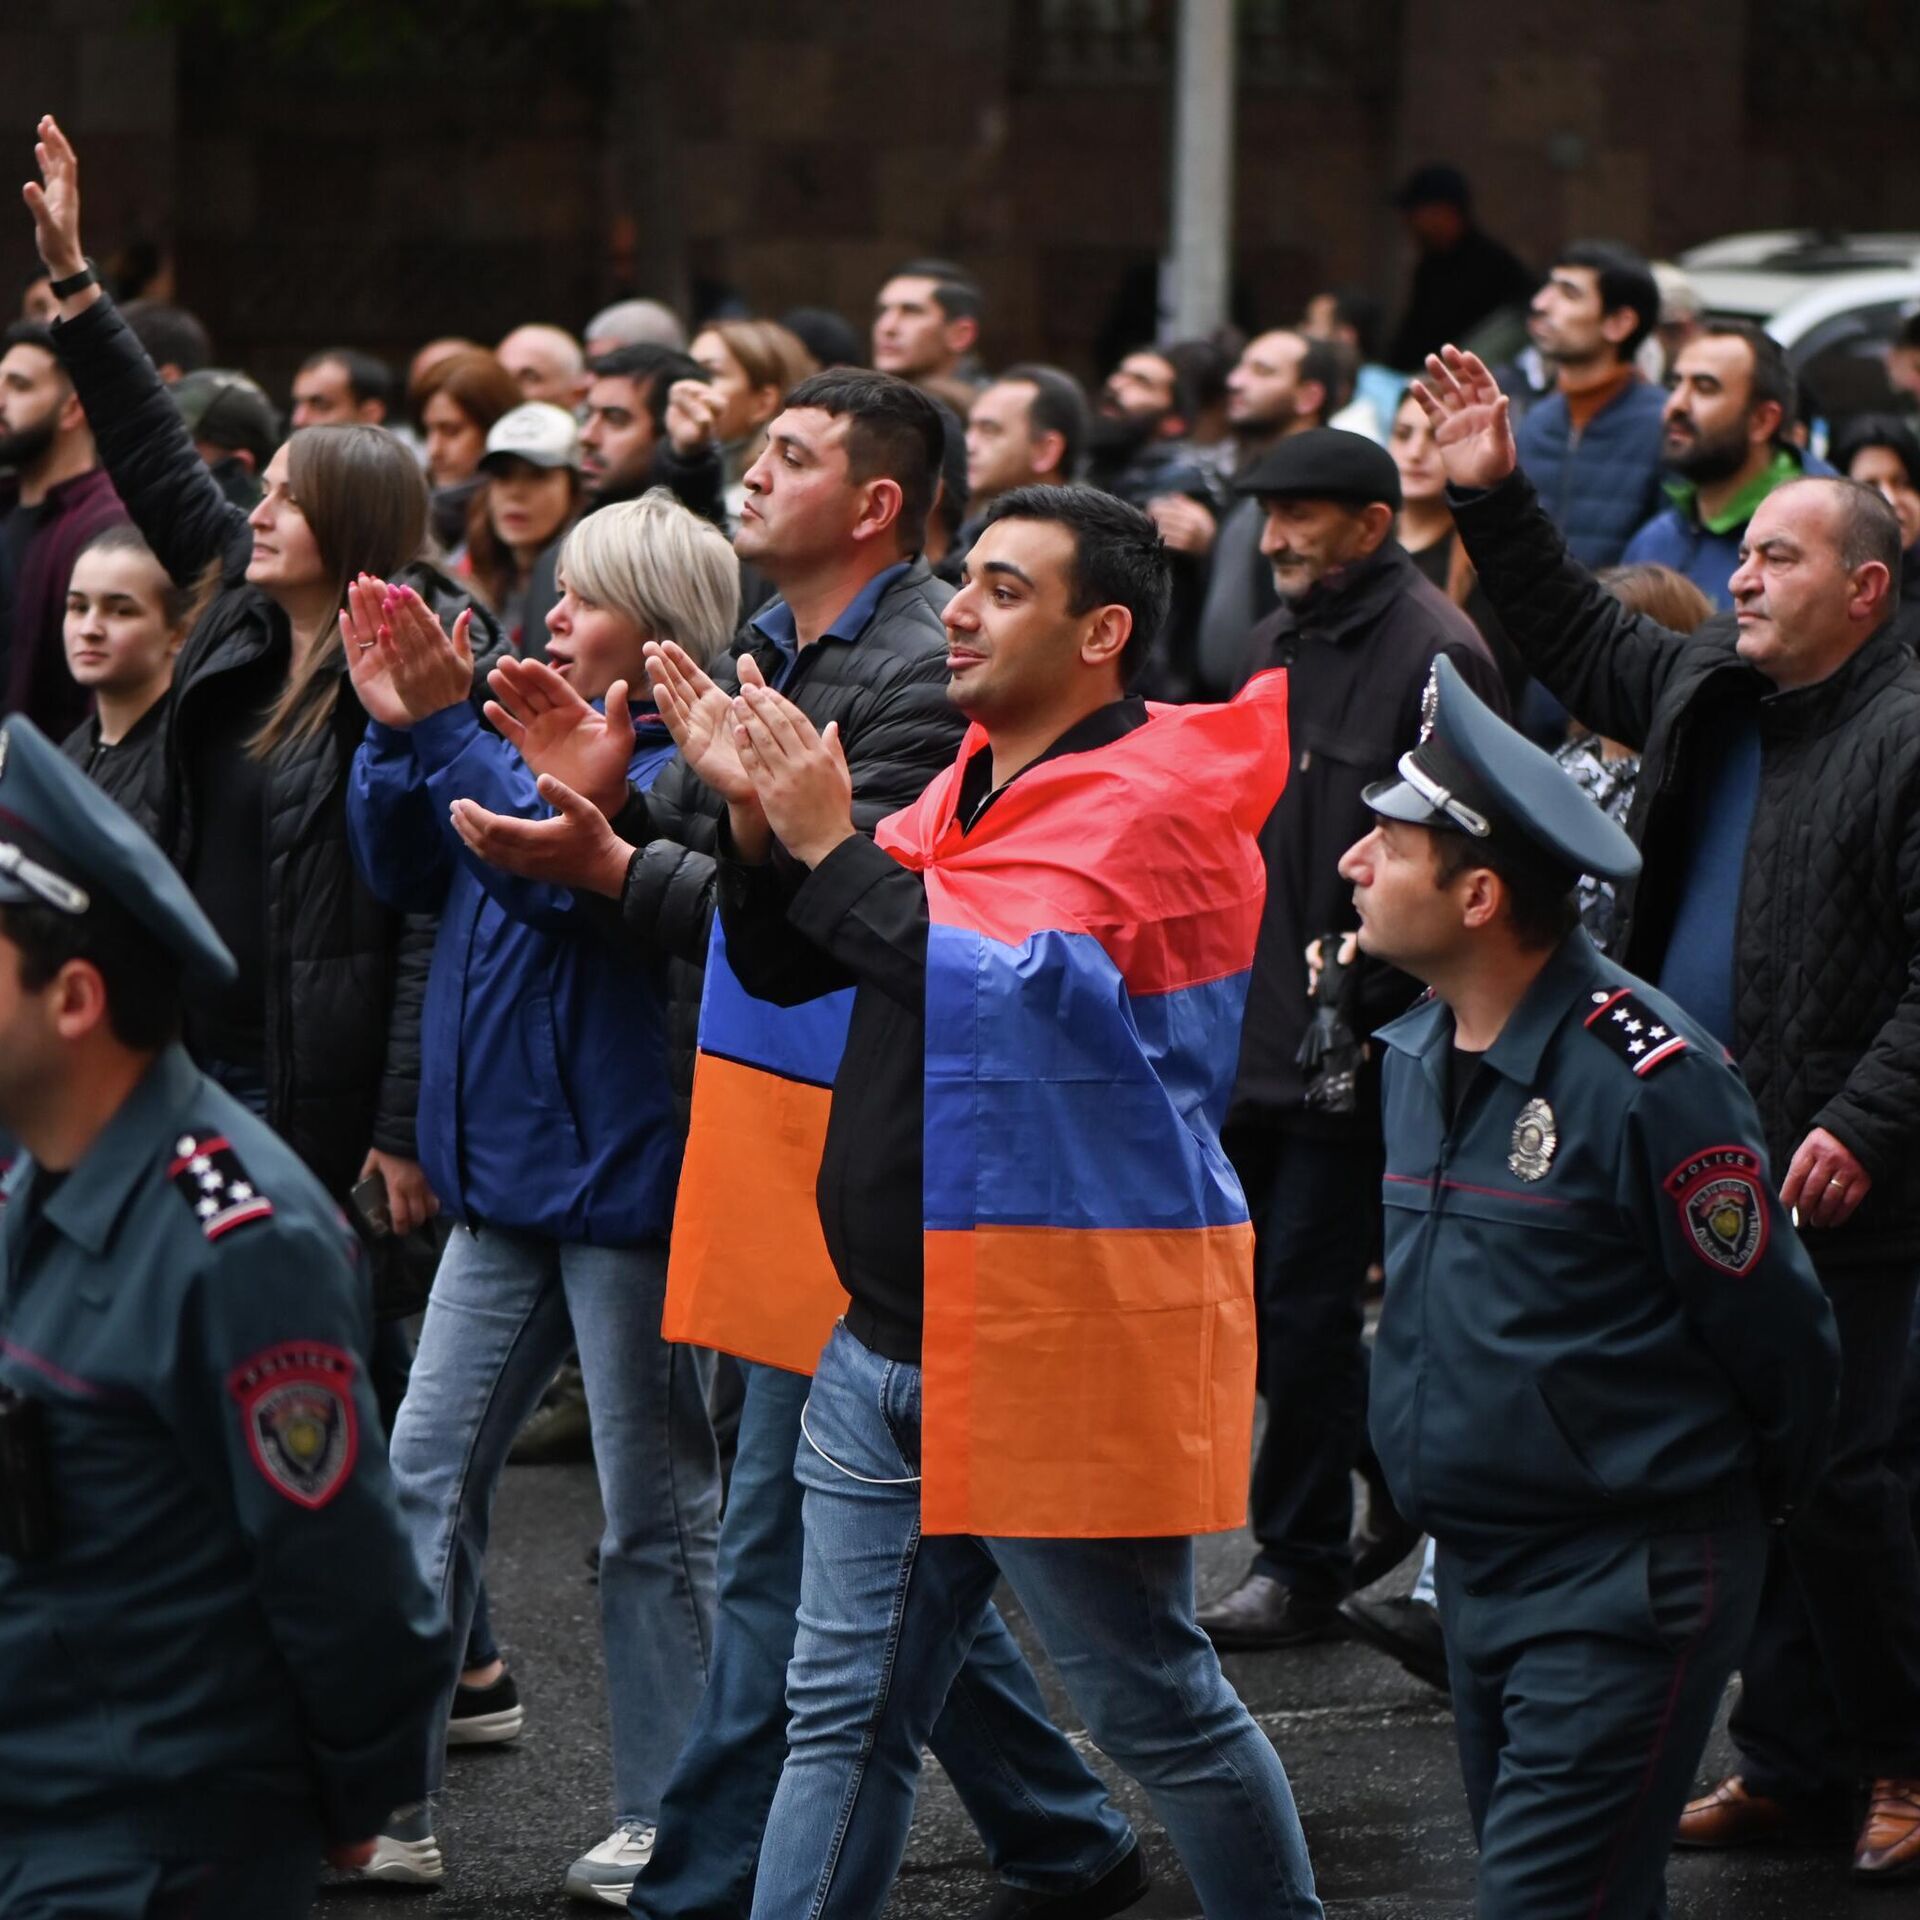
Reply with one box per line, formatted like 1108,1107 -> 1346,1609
1409,346 -> 1518,491
732,680 -> 854,869
643,639 -> 760,805
341,575 -> 415,730
376,584 -> 473,721
665,378 -> 725,457
22,114 -> 85,280
449,773 -> 636,899
484,655 -> 635,818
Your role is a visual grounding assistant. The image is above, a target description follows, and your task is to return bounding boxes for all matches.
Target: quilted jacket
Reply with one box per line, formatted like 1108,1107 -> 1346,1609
1454,471 -> 1920,1263
599,557 -> 968,1107
1513,377 -> 1668,568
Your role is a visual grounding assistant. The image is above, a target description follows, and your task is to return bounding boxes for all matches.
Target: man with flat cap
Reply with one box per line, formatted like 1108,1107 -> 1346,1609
1199,427 -> 1506,1651
1348,656 -> 1839,1917
0,715 -> 447,1915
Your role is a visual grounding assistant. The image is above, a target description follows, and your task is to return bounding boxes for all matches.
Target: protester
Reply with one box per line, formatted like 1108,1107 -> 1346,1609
1622,323 -> 1821,608
1352,655 -> 1837,1918
1385,164 -> 1535,372
781,304 -> 864,371
1190,328 -> 1350,697
498,322 -> 590,409
451,371 -> 1149,1920
409,346 -> 523,551
585,297 -> 688,357
463,402 -> 585,649
1191,429 -> 1504,1655
58,521 -> 198,829
290,347 -> 394,429
1514,242 -> 1667,568
1834,414 -> 1920,607
1420,342 -> 1920,1883
964,364 -> 1086,508
20,263 -> 55,324
345,492 -> 737,1899
685,484 -> 1320,1918
0,317 -> 127,739
121,298 -> 211,382
170,366 -> 278,512
1303,287 -> 1405,441
578,344 -> 710,510
870,257 -> 983,396
686,318 -> 818,515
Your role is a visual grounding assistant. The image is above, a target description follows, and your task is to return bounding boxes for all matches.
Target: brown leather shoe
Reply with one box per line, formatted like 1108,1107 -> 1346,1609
1854,1780 -> 1920,1878
1675,1777 -> 1800,1849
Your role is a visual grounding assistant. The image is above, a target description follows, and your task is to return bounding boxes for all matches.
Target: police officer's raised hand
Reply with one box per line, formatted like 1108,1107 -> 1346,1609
1410,346 -> 1517,491
485,655 -> 635,818
1781,1125 -> 1873,1230
450,772 -> 636,899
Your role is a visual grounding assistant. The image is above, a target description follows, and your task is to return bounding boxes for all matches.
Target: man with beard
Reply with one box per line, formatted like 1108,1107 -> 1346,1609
1193,429 -> 1507,1653
0,318 -> 123,739
1623,324 -> 1824,609
1084,346 -> 1225,697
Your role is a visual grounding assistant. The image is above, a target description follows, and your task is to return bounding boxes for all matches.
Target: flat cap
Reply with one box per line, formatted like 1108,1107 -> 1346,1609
1363,654 -> 1642,885
1234,427 -> 1403,512
0,716 -> 236,986
1390,163 -> 1471,210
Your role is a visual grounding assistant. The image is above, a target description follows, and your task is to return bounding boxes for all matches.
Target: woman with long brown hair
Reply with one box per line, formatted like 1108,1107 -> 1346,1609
411,346 -> 524,551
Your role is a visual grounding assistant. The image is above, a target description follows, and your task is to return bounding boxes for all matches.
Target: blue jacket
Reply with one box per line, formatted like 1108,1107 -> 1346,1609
1621,447 -> 1835,610
1369,933 -> 1838,1575
1514,376 -> 1668,569
348,702 -> 682,1246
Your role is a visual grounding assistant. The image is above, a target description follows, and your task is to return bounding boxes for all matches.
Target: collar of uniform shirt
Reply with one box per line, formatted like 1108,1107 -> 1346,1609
747,560 -> 913,689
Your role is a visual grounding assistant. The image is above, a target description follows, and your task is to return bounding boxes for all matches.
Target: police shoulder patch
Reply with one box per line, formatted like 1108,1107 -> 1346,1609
1664,1144 -> 1769,1277
226,1341 -> 359,1509
169,1132 -> 274,1242
1582,987 -> 1690,1077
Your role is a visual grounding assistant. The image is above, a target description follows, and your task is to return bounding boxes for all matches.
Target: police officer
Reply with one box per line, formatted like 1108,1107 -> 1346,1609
1344,657 -> 1840,1918
0,716 -> 448,1917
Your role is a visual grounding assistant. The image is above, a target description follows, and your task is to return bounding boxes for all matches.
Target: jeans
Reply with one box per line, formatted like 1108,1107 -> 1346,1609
632,1361 -> 1133,1920
752,1325 -> 1322,1920
390,1224 -> 720,1824
0,1830 -> 323,1920
1731,1259 -> 1920,1794
1226,1124 -> 1383,1601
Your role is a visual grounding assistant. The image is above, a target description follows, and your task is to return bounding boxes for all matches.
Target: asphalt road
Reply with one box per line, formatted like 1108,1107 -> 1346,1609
321,1461 -> 1877,1919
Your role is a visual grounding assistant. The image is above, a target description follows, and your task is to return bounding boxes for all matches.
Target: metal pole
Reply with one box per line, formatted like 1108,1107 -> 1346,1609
1166,0 -> 1236,340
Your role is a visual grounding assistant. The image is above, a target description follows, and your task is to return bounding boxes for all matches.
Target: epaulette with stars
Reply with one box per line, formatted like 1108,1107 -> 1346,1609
169,1132 -> 275,1241
1582,987 -> 1691,1076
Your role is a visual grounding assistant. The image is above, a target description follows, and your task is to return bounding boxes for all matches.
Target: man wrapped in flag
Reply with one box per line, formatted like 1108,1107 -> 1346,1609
650,486 -> 1322,1919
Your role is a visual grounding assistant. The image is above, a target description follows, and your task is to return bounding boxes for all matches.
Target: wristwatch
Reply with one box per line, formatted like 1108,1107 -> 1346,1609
48,259 -> 96,299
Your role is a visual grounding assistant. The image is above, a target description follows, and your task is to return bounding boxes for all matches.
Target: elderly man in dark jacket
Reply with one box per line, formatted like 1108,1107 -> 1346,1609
457,368 -> 1146,1920
1417,344 -> 1920,1883
1195,429 -> 1507,1652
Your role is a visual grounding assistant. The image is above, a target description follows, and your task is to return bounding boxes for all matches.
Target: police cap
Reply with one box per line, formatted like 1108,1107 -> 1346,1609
0,716 -> 236,986
1362,654 -> 1642,886
1234,427 -> 1402,514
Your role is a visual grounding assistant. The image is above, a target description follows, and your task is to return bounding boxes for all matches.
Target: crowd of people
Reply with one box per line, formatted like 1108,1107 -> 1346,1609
5,107 -> 1920,1920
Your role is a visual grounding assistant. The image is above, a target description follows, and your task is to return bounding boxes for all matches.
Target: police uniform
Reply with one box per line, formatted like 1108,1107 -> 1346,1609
1365,660 -> 1840,1919
0,718 -> 449,1919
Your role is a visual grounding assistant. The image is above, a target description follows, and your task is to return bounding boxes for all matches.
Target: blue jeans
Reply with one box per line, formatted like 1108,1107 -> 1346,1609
632,1362 -> 1132,1920
390,1224 -> 720,1824
752,1325 -> 1323,1920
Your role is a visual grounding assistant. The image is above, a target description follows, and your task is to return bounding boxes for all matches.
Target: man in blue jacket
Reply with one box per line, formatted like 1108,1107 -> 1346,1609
1514,242 -> 1666,570
1352,657 -> 1838,1918
1622,323 -> 1829,609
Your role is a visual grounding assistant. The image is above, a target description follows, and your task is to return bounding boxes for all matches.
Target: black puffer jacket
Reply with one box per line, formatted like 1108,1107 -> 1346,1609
601,558 -> 967,1104
1454,471 -> 1920,1259
52,293 -> 504,1200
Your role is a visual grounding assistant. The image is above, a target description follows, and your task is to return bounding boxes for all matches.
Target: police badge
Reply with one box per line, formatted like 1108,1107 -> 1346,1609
1509,1097 -> 1557,1181
1664,1145 -> 1769,1276
227,1341 -> 359,1509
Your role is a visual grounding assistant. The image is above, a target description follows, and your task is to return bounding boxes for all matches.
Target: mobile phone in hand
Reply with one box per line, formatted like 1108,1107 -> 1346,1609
350,1170 -> 393,1238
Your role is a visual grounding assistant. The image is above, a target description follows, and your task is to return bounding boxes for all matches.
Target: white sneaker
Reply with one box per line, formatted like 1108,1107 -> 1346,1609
355,1801 -> 445,1885
563,1824 -> 657,1905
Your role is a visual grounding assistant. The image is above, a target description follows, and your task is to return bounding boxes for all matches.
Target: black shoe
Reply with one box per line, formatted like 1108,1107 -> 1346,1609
1196,1573 -> 1339,1650
447,1667 -> 525,1746
1339,1593 -> 1449,1690
972,1841 -> 1150,1920
1349,1479 -> 1423,1590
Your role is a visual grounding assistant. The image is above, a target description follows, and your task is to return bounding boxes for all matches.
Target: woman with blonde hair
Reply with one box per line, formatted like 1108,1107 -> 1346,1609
345,488 -> 738,1901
